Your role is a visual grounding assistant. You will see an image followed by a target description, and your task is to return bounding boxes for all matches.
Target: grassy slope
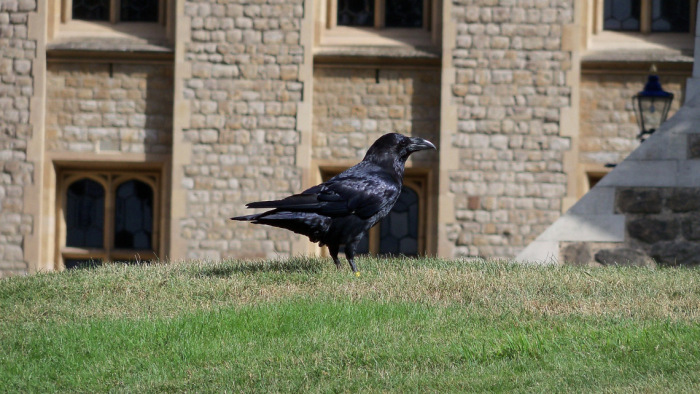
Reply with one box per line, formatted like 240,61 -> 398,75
1,257 -> 699,392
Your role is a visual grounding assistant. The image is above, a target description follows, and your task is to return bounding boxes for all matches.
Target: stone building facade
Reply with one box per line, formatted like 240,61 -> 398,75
1,0 -> 697,276
0,0 -> 38,276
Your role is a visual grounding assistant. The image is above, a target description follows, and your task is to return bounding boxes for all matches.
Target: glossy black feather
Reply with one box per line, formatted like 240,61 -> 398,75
231,133 -> 436,272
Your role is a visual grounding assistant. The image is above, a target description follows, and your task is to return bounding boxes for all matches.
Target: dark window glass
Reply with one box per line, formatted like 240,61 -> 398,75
73,0 -> 109,21
114,180 -> 153,249
385,0 -> 423,28
337,0 -> 374,26
651,0 -> 689,32
604,0 -> 641,31
66,179 -> 105,248
65,258 -> 102,270
120,0 -> 159,22
379,186 -> 419,256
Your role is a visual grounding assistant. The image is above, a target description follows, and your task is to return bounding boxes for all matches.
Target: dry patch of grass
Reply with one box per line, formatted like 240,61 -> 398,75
1,257 -> 699,392
3,257 -> 697,323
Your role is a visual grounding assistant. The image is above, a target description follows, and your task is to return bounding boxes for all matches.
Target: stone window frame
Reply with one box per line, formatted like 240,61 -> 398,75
62,0 -> 166,25
329,0 -> 431,31
592,0 -> 697,35
47,0 -> 174,43
319,167 -> 431,256
55,168 -> 163,270
315,0 -> 441,49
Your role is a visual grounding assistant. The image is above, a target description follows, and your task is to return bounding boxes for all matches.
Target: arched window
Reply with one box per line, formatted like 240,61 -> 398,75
59,171 -> 160,270
354,184 -> 422,257
379,185 -> 419,256
114,180 -> 154,249
322,171 -> 428,257
65,178 -> 105,248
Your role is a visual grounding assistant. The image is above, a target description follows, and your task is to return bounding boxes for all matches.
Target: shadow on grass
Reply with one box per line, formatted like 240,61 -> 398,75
194,257 -> 330,278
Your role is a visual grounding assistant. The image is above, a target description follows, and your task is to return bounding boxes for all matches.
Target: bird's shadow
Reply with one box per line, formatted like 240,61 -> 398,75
194,257 -> 329,278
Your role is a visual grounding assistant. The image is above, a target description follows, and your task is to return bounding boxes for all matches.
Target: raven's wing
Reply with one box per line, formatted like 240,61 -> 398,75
244,163 -> 400,219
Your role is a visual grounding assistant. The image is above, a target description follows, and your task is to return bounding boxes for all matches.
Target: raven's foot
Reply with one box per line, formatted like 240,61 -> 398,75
348,259 -> 358,273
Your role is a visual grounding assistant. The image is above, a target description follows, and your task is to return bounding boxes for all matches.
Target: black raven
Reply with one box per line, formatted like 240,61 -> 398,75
231,133 -> 436,274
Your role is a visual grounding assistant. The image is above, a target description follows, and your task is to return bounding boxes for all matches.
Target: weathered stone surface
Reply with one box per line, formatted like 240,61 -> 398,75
46,63 -> 173,154
650,241 -> 700,267
580,73 -> 685,167
627,217 -> 678,243
0,1 -> 35,276
312,67 -> 440,165
561,242 -> 592,265
180,0 -> 306,259
448,1 -> 575,259
688,134 -> 700,159
594,248 -> 656,268
681,213 -> 700,240
666,188 -> 700,212
615,188 -> 663,214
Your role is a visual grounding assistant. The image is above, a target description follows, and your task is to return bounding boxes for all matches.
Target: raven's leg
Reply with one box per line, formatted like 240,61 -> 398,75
328,244 -> 342,269
344,242 -> 359,274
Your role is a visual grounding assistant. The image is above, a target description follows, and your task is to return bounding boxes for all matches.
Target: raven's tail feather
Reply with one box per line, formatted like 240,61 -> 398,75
232,211 -> 330,243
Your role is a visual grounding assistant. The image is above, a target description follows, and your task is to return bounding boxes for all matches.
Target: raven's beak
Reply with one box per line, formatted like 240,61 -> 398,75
408,137 -> 437,152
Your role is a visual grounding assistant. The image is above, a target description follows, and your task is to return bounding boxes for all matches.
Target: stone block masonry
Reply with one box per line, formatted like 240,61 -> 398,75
179,0 -> 307,260
579,73 -> 686,166
448,0 -> 574,259
617,187 -> 700,266
45,63 -> 174,154
0,0 -> 36,277
313,66 -> 440,166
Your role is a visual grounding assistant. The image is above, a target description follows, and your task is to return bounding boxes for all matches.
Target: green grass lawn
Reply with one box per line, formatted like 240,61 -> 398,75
1,257 -> 699,392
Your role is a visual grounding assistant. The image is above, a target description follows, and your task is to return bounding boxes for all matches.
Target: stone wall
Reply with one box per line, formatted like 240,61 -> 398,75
580,72 -> 687,166
448,0 -> 574,259
45,63 -> 173,154
179,0 -> 306,260
312,66 -> 440,166
617,187 -> 700,266
0,0 -> 37,277
561,187 -> 700,268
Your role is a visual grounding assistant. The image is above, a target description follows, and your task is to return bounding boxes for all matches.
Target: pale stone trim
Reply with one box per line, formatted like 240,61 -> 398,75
561,3 -> 584,213
516,93 -> 700,264
294,0 -> 316,257
687,5 -> 700,103
48,0 -> 174,44
25,1 -> 48,273
436,0 -> 456,258
168,0 -> 191,262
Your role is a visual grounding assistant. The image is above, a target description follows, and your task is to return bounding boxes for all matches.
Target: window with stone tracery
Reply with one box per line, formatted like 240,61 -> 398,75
57,170 -> 161,270
317,0 -> 439,49
601,0 -> 692,33
355,182 -> 423,256
322,169 -> 428,257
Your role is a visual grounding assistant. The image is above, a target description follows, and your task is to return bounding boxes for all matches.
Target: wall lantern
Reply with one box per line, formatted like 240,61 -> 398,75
633,65 -> 674,141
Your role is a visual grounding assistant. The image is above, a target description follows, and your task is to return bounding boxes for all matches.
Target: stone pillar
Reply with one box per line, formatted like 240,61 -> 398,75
0,0 -> 40,277
170,0 -> 310,261
685,4 -> 700,103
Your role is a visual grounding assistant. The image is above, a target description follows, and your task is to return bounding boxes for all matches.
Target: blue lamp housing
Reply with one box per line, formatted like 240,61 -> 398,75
633,67 -> 674,141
